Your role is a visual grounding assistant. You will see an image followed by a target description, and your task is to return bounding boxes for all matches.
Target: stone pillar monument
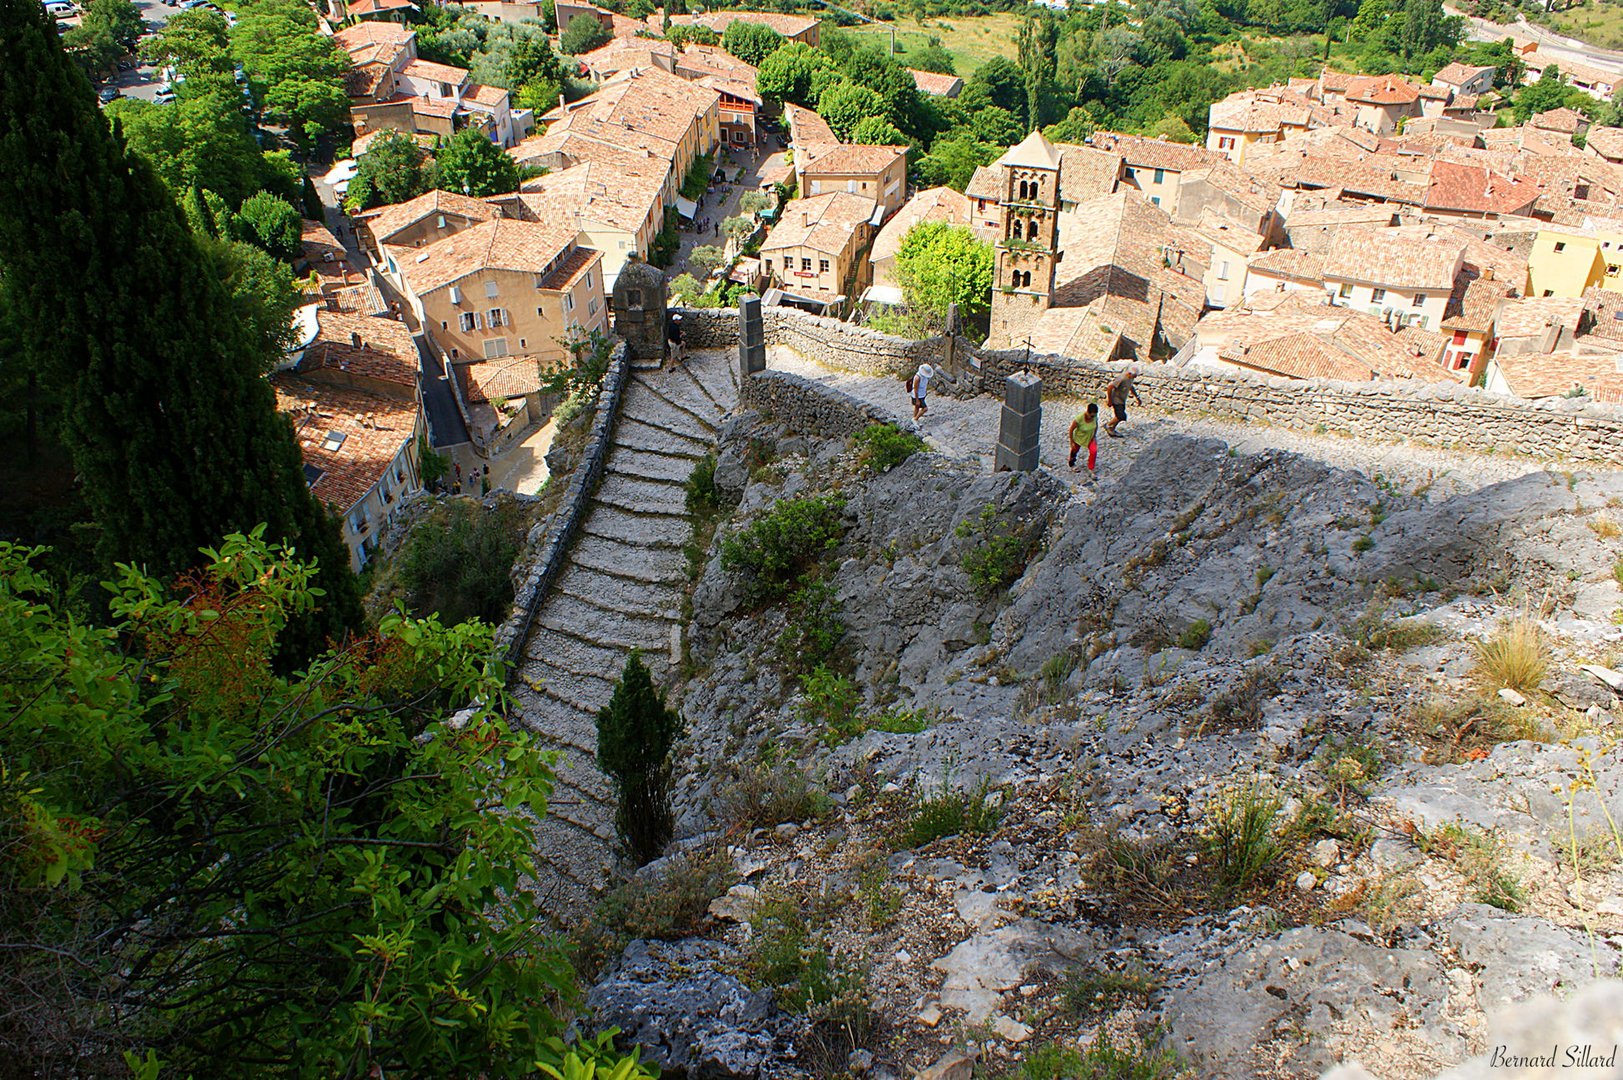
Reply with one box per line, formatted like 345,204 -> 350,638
739,294 -> 766,380
609,255 -> 668,364
995,371 -> 1042,472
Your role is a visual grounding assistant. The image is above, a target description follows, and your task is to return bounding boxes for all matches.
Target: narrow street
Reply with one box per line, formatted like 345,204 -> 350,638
668,144 -> 789,280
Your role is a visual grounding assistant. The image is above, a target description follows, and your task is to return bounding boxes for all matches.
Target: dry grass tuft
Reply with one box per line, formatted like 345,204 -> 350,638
1474,616 -> 1547,693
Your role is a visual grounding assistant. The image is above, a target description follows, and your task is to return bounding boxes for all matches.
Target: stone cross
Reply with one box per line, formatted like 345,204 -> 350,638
995,371 -> 1042,472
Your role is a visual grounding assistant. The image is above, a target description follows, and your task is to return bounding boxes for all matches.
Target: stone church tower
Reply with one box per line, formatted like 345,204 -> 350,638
988,130 -> 1063,349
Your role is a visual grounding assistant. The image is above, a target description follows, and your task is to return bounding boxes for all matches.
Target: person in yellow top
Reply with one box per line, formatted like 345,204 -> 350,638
1069,402 -> 1099,473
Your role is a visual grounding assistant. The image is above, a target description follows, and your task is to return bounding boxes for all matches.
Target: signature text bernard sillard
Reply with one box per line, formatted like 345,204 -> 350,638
1489,1045 -> 1618,1070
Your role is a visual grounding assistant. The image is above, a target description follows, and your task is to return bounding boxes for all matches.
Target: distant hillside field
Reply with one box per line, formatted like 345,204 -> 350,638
844,12 -> 1024,75
1536,0 -> 1623,51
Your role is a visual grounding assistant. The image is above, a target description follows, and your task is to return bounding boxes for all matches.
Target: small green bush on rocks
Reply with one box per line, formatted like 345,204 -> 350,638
721,495 -> 846,604
853,423 -> 926,474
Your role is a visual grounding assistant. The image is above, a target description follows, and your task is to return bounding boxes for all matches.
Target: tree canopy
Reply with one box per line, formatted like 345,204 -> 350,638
722,19 -> 785,66
434,127 -> 521,197
231,0 -> 351,147
0,534 -> 652,1076
559,11 -> 611,55
894,220 -> 994,326
344,128 -> 433,212
0,0 -> 360,652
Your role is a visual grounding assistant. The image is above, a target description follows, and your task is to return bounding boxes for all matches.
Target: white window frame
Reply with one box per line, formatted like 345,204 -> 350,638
483,337 -> 510,359
487,307 -> 505,327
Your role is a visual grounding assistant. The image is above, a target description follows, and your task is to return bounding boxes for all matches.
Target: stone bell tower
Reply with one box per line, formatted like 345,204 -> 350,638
988,129 -> 1062,349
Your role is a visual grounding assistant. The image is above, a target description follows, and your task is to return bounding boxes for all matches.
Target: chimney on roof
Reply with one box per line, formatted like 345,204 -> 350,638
351,331 -> 363,349
1484,265 -> 1494,281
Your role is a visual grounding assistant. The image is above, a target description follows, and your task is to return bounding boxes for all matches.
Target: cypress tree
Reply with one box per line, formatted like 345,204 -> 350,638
0,0 -> 360,651
596,651 -> 683,866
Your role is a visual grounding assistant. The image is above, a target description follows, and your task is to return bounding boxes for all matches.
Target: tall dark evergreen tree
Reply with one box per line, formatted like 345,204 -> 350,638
596,651 -> 682,866
0,0 -> 360,652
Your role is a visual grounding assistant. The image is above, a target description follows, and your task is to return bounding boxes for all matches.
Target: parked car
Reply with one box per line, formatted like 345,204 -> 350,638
154,85 -> 177,104
97,86 -> 120,104
43,0 -> 78,16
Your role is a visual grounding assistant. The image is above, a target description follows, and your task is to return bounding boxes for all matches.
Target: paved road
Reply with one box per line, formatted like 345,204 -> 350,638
669,145 -> 787,281
413,334 -> 474,451
1452,5 -> 1623,75
105,0 -> 184,103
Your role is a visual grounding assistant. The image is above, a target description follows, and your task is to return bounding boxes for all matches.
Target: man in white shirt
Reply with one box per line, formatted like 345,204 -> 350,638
910,362 -> 934,420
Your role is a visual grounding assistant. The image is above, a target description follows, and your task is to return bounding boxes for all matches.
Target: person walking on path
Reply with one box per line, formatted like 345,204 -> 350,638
908,362 -> 934,421
1069,402 -> 1099,474
1104,366 -> 1142,438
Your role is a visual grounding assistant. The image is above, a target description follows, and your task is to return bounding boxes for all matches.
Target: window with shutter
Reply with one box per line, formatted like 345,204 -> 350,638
459,312 -> 477,332
483,338 -> 509,358
485,280 -> 499,298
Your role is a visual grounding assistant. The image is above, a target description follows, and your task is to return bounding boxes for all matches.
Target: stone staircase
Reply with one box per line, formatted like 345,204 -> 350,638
512,349 -> 739,916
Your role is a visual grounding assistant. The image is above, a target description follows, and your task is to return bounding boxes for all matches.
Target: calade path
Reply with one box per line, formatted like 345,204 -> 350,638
513,343 -> 1604,914
512,349 -> 739,915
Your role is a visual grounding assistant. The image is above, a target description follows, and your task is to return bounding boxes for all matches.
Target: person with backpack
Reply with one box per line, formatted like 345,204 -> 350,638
1069,402 -> 1099,474
1104,366 -> 1142,437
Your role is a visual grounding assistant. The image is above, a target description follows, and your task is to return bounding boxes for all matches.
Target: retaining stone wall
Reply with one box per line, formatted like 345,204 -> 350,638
693,304 -> 1623,467
740,368 -> 897,438
494,341 -> 631,669
671,307 -> 737,350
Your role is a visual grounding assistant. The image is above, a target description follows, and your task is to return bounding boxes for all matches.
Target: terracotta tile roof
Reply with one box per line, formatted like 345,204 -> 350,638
515,159 -> 664,234
1055,143 -> 1123,203
1441,272 -> 1515,332
1416,83 -> 1452,100
1181,158 -> 1281,217
466,83 -> 509,108
401,58 -> 469,87
799,142 -> 906,176
677,44 -> 760,81
761,190 -> 874,258
1558,60 -> 1618,87
1494,350 -> 1623,402
1432,62 -> 1495,88
578,37 -> 677,77
273,377 -> 418,511
300,308 -> 419,388
345,0 -> 415,14
1533,107 -> 1589,134
870,186 -> 972,275
329,281 -> 390,316
346,65 -> 389,99
965,164 -> 1001,201
1496,295 -> 1587,341
1346,74 -> 1421,106
784,102 -> 837,146
1200,293 -> 1456,382
1026,305 -> 1123,361
1425,158 -> 1541,215
559,67 -> 720,149
365,189 -> 498,245
538,244 -> 600,291
1319,70 -> 1356,94
1248,245 -> 1327,282
691,10 -> 819,37
908,69 -> 962,96
459,355 -> 547,402
397,218 -> 579,296
333,21 -> 415,49
1088,130 -> 1217,173
301,218 -> 344,261
694,74 -> 761,106
1586,126 -> 1623,161
1324,227 -> 1463,290
372,93 -> 456,119
1207,91 -> 1316,134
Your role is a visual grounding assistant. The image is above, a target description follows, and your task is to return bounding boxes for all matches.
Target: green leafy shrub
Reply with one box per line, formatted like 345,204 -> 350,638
595,846 -> 735,942
1202,782 -> 1283,900
1008,1030 -> 1182,1080
800,663 -> 863,745
399,499 -> 524,625
1176,618 -> 1211,651
596,652 -> 684,866
720,495 -> 847,604
900,776 -> 1001,848
775,577 -> 846,674
853,422 -> 926,474
956,503 -> 1036,596
1058,964 -> 1160,1018
743,897 -> 872,1066
686,453 -> 720,516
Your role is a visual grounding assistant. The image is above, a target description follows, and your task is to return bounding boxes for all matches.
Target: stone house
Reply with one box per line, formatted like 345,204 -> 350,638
336,22 -> 518,147
271,309 -> 424,571
866,186 -> 974,300
393,218 -> 609,368
1322,227 -> 1464,331
760,191 -> 877,312
1431,62 -> 1496,98
798,143 -> 908,222
358,188 -> 499,265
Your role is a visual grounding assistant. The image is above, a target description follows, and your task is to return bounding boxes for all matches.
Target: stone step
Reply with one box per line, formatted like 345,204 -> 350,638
578,503 -> 691,550
691,356 -> 741,413
595,472 -> 689,517
603,446 -> 703,485
554,562 -> 684,621
637,360 -> 728,414
570,534 -> 688,586
629,376 -> 725,435
673,359 -> 727,415
537,594 -> 674,653
521,623 -> 633,679
515,662 -> 616,722
538,742 -> 616,806
614,416 -> 709,457
622,381 -> 720,439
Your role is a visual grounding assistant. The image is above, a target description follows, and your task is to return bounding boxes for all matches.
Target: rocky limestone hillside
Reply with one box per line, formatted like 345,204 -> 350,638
579,411 -> 1623,1080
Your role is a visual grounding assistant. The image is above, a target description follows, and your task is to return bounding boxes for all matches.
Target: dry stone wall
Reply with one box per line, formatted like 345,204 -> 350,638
692,304 -> 1623,467
739,368 -> 897,437
494,341 -> 631,668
